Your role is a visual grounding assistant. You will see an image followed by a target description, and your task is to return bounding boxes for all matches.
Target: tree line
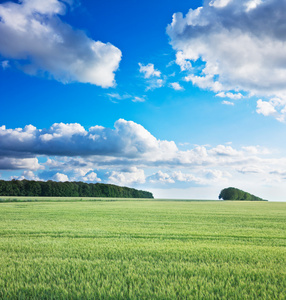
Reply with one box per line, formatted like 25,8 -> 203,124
219,187 -> 264,201
0,180 -> 154,198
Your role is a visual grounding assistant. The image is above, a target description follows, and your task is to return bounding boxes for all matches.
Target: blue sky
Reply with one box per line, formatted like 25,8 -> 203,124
1,0 -> 286,200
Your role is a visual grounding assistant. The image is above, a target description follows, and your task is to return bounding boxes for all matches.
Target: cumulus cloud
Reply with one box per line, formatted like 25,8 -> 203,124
53,172 -> 69,182
256,98 -> 286,121
242,145 -> 270,155
0,120 -> 277,175
2,119 -> 286,191
167,0 -> 286,120
139,63 -> 165,90
202,169 -> 230,181
209,145 -> 240,156
0,157 -> 42,170
148,171 -> 175,184
82,172 -> 101,182
171,171 -> 198,183
139,63 -> 161,78
11,170 -> 41,181
0,120 -> 178,159
170,82 -> 184,91
256,99 -> 277,116
0,0 -> 121,87
108,167 -> 145,186
147,169 -> 230,186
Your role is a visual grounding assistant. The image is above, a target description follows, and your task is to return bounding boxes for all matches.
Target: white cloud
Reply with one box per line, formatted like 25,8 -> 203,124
242,145 -> 270,155
0,157 -> 42,170
39,122 -> 86,142
53,172 -> 69,182
148,171 -> 175,184
139,63 -> 161,78
237,166 -> 265,174
222,101 -> 234,106
0,119 -> 178,158
0,121 -> 277,175
184,74 -> 223,93
256,98 -> 286,122
106,93 -> 146,103
2,119 -> 286,198
139,63 -> 165,90
178,142 -> 190,146
0,0 -> 121,87
132,96 -> 145,103
245,0 -> 262,11
269,170 -> 286,180
170,82 -> 184,91
107,93 -> 121,99
82,172 -> 101,182
209,145 -> 240,156
202,169 -> 230,182
167,0 -> 286,119
256,99 -> 277,117
209,0 -> 232,8
11,170 -> 41,181
106,93 -> 132,101
147,169 -> 230,186
216,92 -> 243,100
175,51 -> 192,71
1,60 -> 9,69
171,171 -> 198,183
108,167 -> 145,186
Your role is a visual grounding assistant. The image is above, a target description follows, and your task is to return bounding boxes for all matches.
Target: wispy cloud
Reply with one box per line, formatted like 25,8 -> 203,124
216,92 -> 243,100
222,101 -> 234,106
169,82 -> 184,91
1,60 -> 9,70
139,63 -> 161,78
132,96 -> 146,103
139,62 -> 166,90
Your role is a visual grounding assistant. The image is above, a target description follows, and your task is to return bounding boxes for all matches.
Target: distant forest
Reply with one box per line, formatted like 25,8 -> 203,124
0,180 -> 154,198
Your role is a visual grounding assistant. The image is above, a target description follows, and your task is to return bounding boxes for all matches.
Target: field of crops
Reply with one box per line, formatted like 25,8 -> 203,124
0,199 -> 285,299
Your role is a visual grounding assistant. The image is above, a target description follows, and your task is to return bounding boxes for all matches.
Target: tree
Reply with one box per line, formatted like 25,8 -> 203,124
219,187 -> 264,201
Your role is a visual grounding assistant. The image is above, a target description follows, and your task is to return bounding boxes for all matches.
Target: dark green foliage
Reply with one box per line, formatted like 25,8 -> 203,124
219,187 -> 264,201
0,179 -> 153,198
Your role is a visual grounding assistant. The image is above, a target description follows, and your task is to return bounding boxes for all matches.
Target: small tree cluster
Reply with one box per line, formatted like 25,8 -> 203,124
219,187 -> 264,201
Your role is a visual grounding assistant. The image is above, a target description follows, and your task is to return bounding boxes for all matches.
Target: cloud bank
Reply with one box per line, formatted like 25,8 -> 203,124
1,119 -> 285,186
0,0 -> 121,87
1,119 -> 286,199
0,120 -> 178,159
167,0 -> 286,120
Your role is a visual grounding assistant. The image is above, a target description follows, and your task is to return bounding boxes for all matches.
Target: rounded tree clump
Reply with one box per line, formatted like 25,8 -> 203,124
219,187 -> 265,201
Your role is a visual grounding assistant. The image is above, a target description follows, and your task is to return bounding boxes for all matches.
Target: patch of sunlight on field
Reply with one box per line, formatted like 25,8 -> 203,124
0,200 -> 285,299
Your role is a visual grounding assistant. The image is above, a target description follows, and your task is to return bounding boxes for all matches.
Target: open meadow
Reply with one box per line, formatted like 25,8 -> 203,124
0,199 -> 285,299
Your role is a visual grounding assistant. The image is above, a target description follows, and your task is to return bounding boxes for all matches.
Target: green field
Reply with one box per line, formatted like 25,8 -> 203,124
0,199 -> 285,299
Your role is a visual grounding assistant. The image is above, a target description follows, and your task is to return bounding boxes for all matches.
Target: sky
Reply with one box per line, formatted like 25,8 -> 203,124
1,0 -> 286,200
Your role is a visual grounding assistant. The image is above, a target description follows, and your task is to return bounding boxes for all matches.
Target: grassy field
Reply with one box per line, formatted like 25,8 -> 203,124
0,199 -> 285,299
0,196 -> 155,202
